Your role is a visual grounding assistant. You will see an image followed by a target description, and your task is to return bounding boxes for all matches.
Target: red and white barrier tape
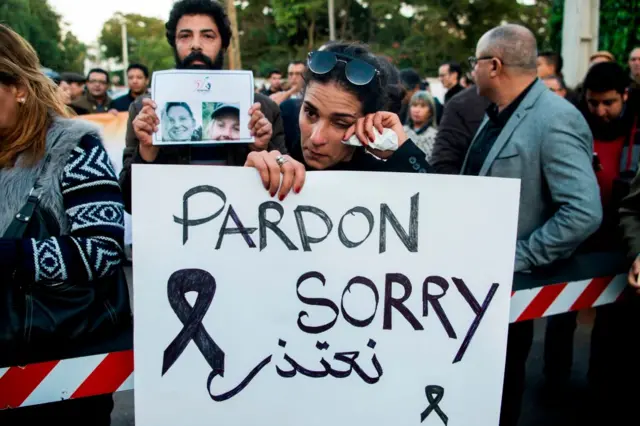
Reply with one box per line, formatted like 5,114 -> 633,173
0,274 -> 628,410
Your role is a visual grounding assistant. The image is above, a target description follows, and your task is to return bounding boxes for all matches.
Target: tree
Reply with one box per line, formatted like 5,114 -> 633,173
59,31 -> 87,74
599,0 -> 640,67
0,0 -> 87,73
99,13 -> 174,74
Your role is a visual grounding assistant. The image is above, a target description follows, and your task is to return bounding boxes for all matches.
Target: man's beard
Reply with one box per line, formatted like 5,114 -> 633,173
175,50 -> 224,70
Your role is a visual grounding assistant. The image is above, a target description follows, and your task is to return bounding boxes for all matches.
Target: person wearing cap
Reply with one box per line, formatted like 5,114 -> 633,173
206,103 -> 240,141
590,51 -> 616,66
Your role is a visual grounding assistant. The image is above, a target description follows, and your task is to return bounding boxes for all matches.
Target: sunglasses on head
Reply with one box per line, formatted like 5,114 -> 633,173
307,51 -> 380,86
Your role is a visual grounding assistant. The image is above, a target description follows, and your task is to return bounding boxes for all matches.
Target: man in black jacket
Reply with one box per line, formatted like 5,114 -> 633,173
119,0 -> 286,213
430,86 -> 490,174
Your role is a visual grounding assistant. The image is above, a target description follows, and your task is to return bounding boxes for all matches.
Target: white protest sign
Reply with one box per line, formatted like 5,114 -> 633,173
152,70 -> 254,145
132,165 -> 520,426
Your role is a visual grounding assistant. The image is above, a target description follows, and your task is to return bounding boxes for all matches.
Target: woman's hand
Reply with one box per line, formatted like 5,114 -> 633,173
343,111 -> 409,159
244,150 -> 306,200
132,98 -> 160,162
248,103 -> 273,151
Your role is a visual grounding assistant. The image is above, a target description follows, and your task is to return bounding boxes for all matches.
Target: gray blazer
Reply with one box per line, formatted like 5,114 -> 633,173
461,79 -> 602,272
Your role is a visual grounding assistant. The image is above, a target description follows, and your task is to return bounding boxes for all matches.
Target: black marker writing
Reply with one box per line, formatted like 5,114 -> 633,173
162,269 -> 224,376
296,272 -> 340,334
338,207 -> 374,248
275,339 -> 383,383
380,193 -> 419,253
294,206 -> 333,251
421,385 -> 448,425
451,278 -> 499,364
215,205 -> 257,249
173,186 -> 226,244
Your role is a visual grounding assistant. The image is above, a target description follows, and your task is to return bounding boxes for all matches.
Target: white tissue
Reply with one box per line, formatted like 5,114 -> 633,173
342,128 -> 399,151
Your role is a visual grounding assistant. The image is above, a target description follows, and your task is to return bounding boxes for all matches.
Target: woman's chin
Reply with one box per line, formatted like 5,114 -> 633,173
302,152 -> 329,170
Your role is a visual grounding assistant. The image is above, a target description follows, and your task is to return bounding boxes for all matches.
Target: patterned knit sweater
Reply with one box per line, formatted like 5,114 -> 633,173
0,134 -> 124,283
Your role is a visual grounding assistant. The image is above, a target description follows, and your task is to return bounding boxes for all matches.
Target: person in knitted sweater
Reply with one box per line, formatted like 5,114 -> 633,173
402,91 -> 439,162
0,24 -> 122,425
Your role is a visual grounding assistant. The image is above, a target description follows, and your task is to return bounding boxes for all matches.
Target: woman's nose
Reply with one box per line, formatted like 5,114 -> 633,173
309,122 -> 329,145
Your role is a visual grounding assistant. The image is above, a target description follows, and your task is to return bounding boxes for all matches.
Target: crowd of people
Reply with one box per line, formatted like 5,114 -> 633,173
2,0 -> 640,425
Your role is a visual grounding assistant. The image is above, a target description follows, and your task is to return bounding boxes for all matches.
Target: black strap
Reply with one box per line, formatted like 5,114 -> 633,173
2,153 -> 52,239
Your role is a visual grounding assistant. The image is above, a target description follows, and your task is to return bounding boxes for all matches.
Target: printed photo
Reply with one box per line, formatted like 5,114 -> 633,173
151,70 -> 255,145
159,102 -> 202,142
202,102 -> 240,141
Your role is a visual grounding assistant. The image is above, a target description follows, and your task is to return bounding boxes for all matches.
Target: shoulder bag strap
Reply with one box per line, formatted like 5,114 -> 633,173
2,153 -> 53,239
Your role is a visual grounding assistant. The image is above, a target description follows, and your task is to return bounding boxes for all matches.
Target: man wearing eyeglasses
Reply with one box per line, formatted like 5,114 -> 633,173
71,68 -> 114,115
463,24 -> 602,426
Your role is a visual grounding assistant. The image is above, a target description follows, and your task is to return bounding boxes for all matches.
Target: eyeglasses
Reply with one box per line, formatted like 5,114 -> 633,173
307,51 -> 380,86
468,56 -> 494,69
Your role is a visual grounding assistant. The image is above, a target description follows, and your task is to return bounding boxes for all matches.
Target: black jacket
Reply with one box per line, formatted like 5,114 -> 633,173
430,86 -> 490,174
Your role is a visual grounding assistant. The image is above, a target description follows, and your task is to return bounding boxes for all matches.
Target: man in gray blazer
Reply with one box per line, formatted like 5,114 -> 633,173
463,24 -> 602,426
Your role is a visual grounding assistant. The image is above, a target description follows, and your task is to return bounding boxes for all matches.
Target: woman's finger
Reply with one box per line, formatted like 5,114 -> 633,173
245,152 -> 270,190
266,155 -> 282,197
355,117 -> 368,146
373,112 -> 384,134
364,114 -> 376,142
343,124 -> 356,141
292,160 -> 306,193
278,160 -> 295,200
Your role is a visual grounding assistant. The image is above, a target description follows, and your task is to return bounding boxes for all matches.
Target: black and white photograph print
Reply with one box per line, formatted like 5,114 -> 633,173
159,102 -> 202,143
202,102 -> 240,141
151,70 -> 255,145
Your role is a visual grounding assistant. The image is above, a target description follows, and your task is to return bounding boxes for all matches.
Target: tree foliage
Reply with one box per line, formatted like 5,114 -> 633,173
235,0 -> 554,76
99,13 -> 175,75
599,0 -> 640,66
95,0 -> 561,78
0,0 -> 86,73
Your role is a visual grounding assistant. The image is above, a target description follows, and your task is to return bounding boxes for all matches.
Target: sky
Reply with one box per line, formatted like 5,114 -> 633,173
49,0 -> 176,44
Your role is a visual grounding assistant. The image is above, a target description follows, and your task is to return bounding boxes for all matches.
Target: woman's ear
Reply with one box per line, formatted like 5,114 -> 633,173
14,84 -> 27,103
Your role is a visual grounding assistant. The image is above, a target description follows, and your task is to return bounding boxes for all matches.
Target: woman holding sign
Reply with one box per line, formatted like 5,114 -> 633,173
0,25 -> 129,425
244,43 -> 432,199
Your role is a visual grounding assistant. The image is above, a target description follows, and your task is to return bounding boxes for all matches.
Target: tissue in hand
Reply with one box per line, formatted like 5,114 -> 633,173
342,128 -> 399,151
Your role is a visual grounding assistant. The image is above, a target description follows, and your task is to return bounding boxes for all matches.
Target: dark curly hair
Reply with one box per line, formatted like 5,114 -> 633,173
165,0 -> 232,50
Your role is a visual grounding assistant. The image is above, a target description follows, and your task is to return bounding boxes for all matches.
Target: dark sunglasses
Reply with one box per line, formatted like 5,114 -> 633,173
307,51 -> 380,86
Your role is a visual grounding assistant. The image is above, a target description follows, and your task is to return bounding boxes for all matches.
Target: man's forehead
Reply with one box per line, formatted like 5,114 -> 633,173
88,72 -> 106,80
176,14 -> 218,31
586,89 -> 622,100
631,49 -> 640,58
289,63 -> 305,71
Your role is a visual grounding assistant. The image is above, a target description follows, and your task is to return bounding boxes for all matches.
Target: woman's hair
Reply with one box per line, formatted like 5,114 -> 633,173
303,42 -> 394,115
165,102 -> 195,118
377,55 -> 406,115
0,24 -> 70,168
408,91 -> 438,128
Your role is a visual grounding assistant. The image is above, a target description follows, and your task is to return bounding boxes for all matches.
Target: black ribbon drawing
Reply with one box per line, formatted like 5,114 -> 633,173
420,385 -> 448,425
161,269 -> 225,377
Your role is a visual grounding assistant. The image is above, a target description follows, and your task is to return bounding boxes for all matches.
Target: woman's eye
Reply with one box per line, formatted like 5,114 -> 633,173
334,121 -> 352,129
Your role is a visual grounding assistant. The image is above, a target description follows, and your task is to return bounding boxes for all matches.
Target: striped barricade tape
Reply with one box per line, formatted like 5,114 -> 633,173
0,273 -> 629,410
